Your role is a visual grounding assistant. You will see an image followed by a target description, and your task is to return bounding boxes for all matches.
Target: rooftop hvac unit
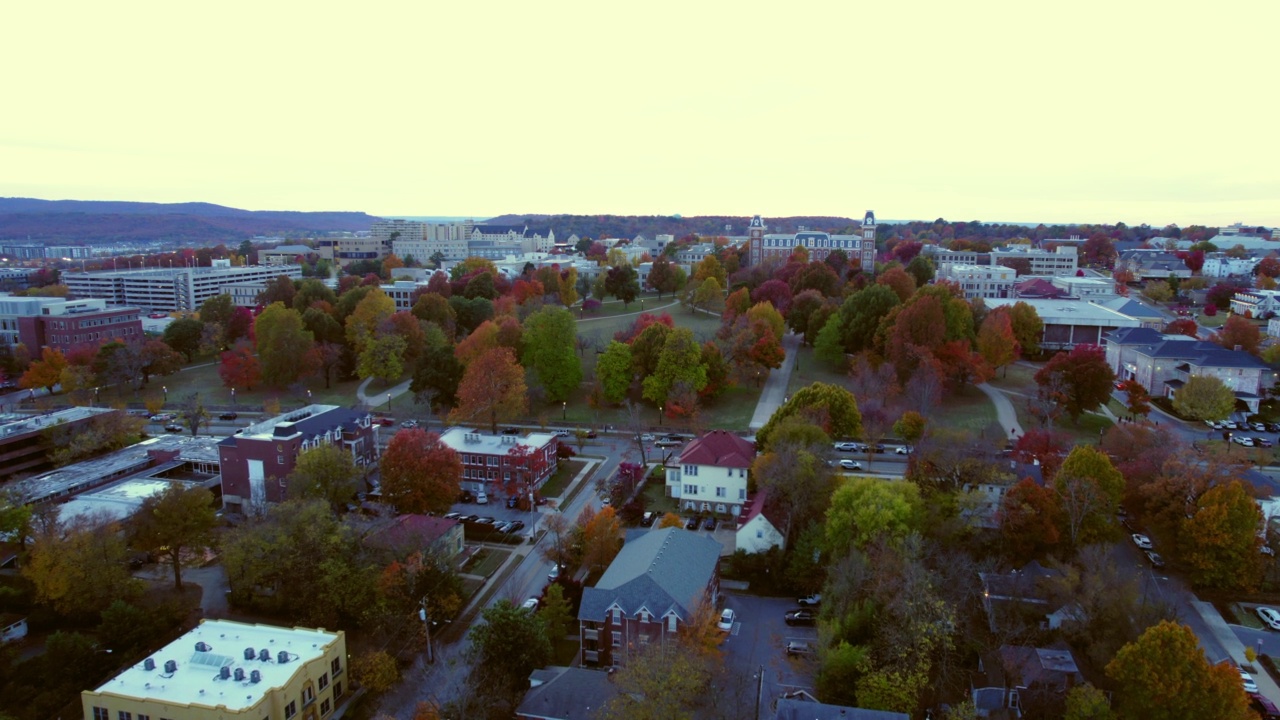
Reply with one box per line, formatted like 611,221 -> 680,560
277,650 -> 289,664
244,647 -> 255,660
143,658 -> 156,671
164,660 -> 177,673
234,668 -> 245,681
258,648 -> 270,661
250,670 -> 262,684
195,641 -> 211,652
219,666 -> 230,680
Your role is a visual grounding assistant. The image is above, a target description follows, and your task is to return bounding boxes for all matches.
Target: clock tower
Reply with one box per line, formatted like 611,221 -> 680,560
860,210 -> 877,274
748,215 -> 766,266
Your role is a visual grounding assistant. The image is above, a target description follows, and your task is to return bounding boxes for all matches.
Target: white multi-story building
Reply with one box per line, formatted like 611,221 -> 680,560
1231,289 -> 1280,318
64,262 -> 303,313
1050,276 -> 1117,299
747,211 -> 877,273
937,263 -> 1016,299
990,245 -> 1079,276
665,430 -> 756,517
1201,252 -> 1261,278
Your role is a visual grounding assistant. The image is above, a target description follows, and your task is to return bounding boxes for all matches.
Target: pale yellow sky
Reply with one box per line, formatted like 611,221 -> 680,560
3,1 -> 1278,227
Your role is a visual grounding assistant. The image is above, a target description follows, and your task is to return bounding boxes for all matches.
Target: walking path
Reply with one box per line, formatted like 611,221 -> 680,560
575,299 -> 679,324
976,383 -> 1024,440
748,333 -> 802,430
356,376 -> 413,409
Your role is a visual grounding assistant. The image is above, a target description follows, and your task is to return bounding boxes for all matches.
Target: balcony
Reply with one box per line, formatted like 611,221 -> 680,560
583,628 -> 598,642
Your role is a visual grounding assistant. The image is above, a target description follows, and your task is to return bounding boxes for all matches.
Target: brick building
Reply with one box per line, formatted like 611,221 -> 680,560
218,405 -> 379,513
0,296 -> 141,354
437,427 -> 558,501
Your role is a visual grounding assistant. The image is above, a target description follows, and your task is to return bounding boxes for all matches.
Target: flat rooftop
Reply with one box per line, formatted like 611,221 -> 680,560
90,620 -> 340,711
13,434 -> 222,504
61,476 -> 208,524
982,297 -> 1142,326
0,406 -> 117,441
438,426 -> 557,453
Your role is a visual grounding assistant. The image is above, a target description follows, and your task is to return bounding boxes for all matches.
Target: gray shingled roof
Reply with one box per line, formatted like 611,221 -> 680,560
578,528 -> 721,622
515,666 -> 618,720
774,698 -> 908,720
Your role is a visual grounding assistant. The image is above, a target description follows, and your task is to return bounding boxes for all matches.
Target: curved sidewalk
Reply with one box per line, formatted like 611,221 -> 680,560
977,383 -> 1024,440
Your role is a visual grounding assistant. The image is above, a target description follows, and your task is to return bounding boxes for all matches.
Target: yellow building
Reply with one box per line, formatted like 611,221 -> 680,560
82,620 -> 347,720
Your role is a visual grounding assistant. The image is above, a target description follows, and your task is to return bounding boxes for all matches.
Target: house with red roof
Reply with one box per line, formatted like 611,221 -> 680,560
363,513 -> 464,560
664,430 -> 755,517
736,491 -> 787,553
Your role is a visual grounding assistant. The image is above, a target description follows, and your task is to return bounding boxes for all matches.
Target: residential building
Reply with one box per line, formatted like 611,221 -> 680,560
218,405 -> 380,513
316,235 -> 390,265
937,263 -> 1016,299
1105,327 -> 1277,412
775,698 -> 908,720
259,244 -> 320,266
0,295 -> 141,353
82,619 -> 348,720
437,427 -> 559,500
1202,251 -> 1261,278
1231,289 -> 1280,318
1095,296 -> 1165,329
980,298 -> 1141,350
665,430 -> 756,517
1269,316 -> 1280,338
990,245 -> 1079,276
0,407 -> 121,481
923,245 -> 988,267
747,211 -> 876,273
0,267 -> 38,290
735,491 -> 786,554
674,242 -> 719,265
972,644 -> 1083,719
64,263 -> 302,313
469,224 -> 556,255
515,666 -> 619,720
363,514 -> 465,560
578,527 -> 722,666
0,244 -> 91,259
1116,249 -> 1192,280
977,561 -> 1072,634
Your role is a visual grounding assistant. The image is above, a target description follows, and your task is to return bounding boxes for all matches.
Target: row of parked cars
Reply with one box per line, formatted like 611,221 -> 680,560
1207,420 -> 1280,432
443,512 -> 526,534
1130,532 -> 1166,568
833,442 -> 911,455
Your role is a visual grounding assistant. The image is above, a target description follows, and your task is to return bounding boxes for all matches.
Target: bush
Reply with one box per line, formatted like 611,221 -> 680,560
1205,304 -> 1218,316
583,299 -> 602,313
556,445 -> 576,459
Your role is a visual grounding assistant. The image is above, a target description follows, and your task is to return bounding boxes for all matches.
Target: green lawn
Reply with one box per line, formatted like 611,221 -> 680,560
1198,311 -> 1226,328
935,385 -> 999,433
151,359 -> 386,412
460,576 -> 484,600
786,344 -> 850,395
986,363 -> 1038,393
540,459 -> 585,499
463,548 -> 511,577
552,637 -> 580,666
642,478 -> 678,515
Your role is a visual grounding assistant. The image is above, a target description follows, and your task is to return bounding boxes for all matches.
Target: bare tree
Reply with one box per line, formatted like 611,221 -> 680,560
178,392 -> 210,437
623,399 -> 649,464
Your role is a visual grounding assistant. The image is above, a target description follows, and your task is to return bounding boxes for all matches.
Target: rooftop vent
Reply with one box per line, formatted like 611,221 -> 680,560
250,670 -> 262,684
195,641 -> 211,652
243,647 -> 255,661
164,660 -> 177,674
219,666 -> 230,680
276,650 -> 289,664
234,668 -> 245,682
143,658 -> 156,671
258,648 -> 270,662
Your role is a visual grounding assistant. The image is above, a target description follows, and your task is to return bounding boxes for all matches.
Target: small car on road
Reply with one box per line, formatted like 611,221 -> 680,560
1241,668 -> 1259,694
796,594 -> 822,607
219,411 -> 238,421
521,597 -> 539,611
1145,551 -> 1166,568
1131,533 -> 1153,550
834,442 -> 858,452
784,609 -> 817,627
164,423 -> 184,433
400,420 -> 419,429
548,563 -> 561,581
475,491 -> 489,505
838,459 -> 863,471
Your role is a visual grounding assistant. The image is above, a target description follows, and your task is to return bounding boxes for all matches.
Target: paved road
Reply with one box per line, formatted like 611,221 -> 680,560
749,333 -> 802,430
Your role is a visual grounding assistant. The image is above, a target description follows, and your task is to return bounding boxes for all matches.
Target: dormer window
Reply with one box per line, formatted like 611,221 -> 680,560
611,608 -> 622,622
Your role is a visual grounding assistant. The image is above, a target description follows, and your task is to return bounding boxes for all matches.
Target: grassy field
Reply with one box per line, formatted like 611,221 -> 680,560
147,358 -> 383,412
642,478 -> 678,515
986,363 -> 1038,393
786,344 -> 851,395
935,385 -> 1000,433
1198,311 -> 1227,328
540,459 -> 585,499
463,548 -> 511,577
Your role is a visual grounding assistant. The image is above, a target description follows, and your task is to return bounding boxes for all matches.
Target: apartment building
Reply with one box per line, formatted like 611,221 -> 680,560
1231,289 -> 1280,318
218,405 -> 380,513
82,620 -> 348,720
990,245 -> 1079,276
0,244 -> 91,259
437,427 -> 559,500
1105,327 -> 1277,413
0,295 -> 141,352
64,262 -> 302,313
665,430 -> 756,517
937,263 -> 1016,299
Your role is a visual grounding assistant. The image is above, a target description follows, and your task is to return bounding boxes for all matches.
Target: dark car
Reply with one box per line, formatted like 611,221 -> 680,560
459,489 -> 475,503
458,514 -> 479,523
785,641 -> 814,657
685,516 -> 699,530
784,609 -> 817,626
506,496 -> 519,508
501,427 -> 521,435
1256,437 -> 1275,448
379,417 -> 394,426
507,520 -> 525,532
703,517 -> 717,531
1145,551 -> 1166,568
219,411 -> 238,421
584,430 -> 598,439
1250,693 -> 1280,720
640,511 -> 656,527
1268,423 -> 1280,433
164,423 -> 184,433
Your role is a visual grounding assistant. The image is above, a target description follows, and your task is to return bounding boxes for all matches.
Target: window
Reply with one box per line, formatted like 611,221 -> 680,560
138,716 -> 150,720
716,487 -> 725,497
332,657 -> 343,676
92,709 -> 109,720
119,713 -> 133,720
756,530 -> 764,539
285,701 -> 297,718
318,673 -> 329,690
334,680 -> 344,698
611,631 -> 622,647
612,607 -> 622,622
667,615 -> 677,632
321,699 -> 332,716
302,685 -> 315,705
739,488 -> 746,500
278,455 -> 286,465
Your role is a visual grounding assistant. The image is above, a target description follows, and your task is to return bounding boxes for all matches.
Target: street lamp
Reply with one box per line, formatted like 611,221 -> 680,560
231,388 -> 236,407
162,385 -> 167,403
562,401 -> 566,421
659,406 -> 663,426
387,393 -> 392,412
307,390 -> 312,402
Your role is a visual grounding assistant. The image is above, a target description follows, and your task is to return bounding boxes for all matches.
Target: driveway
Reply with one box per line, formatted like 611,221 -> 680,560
719,593 -> 817,720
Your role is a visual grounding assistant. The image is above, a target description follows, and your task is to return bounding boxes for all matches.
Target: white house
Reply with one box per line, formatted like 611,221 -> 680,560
665,430 -> 755,517
735,491 -> 786,554
1202,252 -> 1261,278
1231,289 -> 1280,318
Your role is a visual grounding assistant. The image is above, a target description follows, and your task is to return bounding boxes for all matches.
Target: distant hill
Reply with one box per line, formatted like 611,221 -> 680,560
483,214 -> 861,239
0,198 -> 382,243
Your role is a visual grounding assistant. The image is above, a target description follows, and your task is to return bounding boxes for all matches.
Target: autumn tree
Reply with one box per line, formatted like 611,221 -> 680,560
1211,314 -> 1261,355
129,485 -> 217,591
1180,480 -> 1263,591
20,346 -> 67,394
163,317 -> 204,360
24,511 -> 143,618
357,333 -> 407,382
1163,318 -> 1199,338
468,599 -> 552,695
977,308 -> 1020,377
876,266 -> 916,302
177,391 -> 210,437
690,277 -> 725,315
657,512 -> 683,529
381,429 -> 463,515
1105,621 -> 1253,720
824,477 -> 923,554
1063,684 -> 1116,720
1034,345 -> 1115,423
521,307 -> 582,402
254,302 -> 315,387
756,382 -> 862,451
647,256 -> 680,298
1171,375 -> 1235,421
1054,445 -> 1124,547
1006,301 -> 1044,357
287,443 -> 364,513
641,327 -> 706,406
752,422 -> 839,544
1012,428 -> 1070,481
449,347 -> 528,434
580,505 -> 622,573
595,341 -> 634,404
218,339 -> 261,391
1142,280 -> 1174,303
605,265 -> 641,307
539,582 -> 574,643
344,287 -> 395,355
998,478 -> 1062,562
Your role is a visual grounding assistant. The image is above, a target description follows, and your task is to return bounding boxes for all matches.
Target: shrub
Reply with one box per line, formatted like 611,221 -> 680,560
583,299 -> 602,313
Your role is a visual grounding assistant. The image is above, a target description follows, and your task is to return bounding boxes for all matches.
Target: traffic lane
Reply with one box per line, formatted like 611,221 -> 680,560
1232,623 -> 1275,657
1116,539 -> 1234,664
719,593 -> 818,719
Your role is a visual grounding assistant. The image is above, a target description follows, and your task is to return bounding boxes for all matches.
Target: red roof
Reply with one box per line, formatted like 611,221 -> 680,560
365,514 -> 459,550
678,430 -> 755,469
1015,278 -> 1068,299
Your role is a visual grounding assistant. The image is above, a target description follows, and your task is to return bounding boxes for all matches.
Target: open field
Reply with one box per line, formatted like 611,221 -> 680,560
935,385 -> 999,433
540,460 -> 585,499
786,344 -> 851,395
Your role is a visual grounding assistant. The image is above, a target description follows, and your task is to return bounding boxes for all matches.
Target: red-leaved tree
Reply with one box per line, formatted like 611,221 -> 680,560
218,340 -> 261,391
381,429 -> 462,515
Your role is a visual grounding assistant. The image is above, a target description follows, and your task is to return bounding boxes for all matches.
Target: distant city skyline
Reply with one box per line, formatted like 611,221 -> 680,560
2,2 -> 1277,228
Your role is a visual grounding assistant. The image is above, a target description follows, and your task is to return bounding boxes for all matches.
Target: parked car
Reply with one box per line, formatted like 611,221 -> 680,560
475,491 -> 489,505
443,512 -> 462,520
150,413 -> 173,422
473,516 -> 495,525
494,522 -> 512,533
400,419 -> 419,429
1241,668 -> 1259,694
894,446 -> 913,455
1254,422 -> 1268,432
1251,693 -> 1280,720
378,417 -> 395,426
459,489 -> 475,503
785,641 -> 814,657
834,442 -> 858,452
458,514 -> 479,523
838,459 -> 862,470
553,428 -> 571,437
507,520 -> 525,532
1206,420 -> 1223,430
1256,437 -> 1275,448
219,411 -> 238,421
685,516 -> 699,530
1223,420 -> 1239,430
866,444 -> 887,454
796,594 -> 822,607
1131,533 -> 1153,550
703,517 -> 717,531
640,511 -> 656,527
636,433 -> 655,442
584,430 -> 598,439
717,608 -> 736,632
655,438 -> 682,447
548,563 -> 561,581
521,597 -> 540,611
1232,435 -> 1255,447
1258,607 -> 1280,631
1145,551 -> 1166,568
784,609 -> 817,626
1267,422 -> 1280,433
164,423 -> 184,433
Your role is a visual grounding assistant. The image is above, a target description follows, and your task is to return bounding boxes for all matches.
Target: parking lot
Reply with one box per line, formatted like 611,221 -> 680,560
718,593 -> 818,719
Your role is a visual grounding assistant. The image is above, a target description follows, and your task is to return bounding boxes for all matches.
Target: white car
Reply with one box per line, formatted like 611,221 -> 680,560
553,429 -> 571,437
1232,435 -> 1255,447
833,442 -> 858,452
838,459 -> 862,470
475,491 -> 489,505
894,446 -> 913,455
636,434 -> 655,442
1131,533 -> 1153,550
717,608 -> 736,632
521,597 -> 540,611
548,563 -> 561,581
1241,668 -> 1259,694
1258,606 -> 1280,631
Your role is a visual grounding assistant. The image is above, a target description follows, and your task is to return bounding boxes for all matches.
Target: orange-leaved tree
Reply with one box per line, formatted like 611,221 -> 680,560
380,429 -> 462,515
449,346 -> 527,434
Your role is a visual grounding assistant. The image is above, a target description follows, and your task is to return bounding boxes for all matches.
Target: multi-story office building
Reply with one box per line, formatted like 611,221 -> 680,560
0,407 -> 121,481
437,427 -> 559,500
218,405 -> 380,513
989,245 -> 1079,276
0,244 -> 92,259
64,262 -> 302,313
747,211 -> 876,273
0,295 -> 141,353
259,244 -> 321,266
82,619 -> 349,720
937,263 -> 1016,299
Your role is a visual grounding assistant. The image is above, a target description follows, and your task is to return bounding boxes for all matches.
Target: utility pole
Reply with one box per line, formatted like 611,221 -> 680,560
754,663 -> 764,719
419,601 -> 434,664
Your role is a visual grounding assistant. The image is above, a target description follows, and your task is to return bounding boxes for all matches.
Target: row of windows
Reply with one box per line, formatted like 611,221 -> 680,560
682,484 -> 746,500
758,238 -> 867,249
67,327 -> 136,344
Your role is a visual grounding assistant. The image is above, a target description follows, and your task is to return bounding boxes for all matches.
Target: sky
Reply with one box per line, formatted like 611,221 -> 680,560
3,1 -> 1279,228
